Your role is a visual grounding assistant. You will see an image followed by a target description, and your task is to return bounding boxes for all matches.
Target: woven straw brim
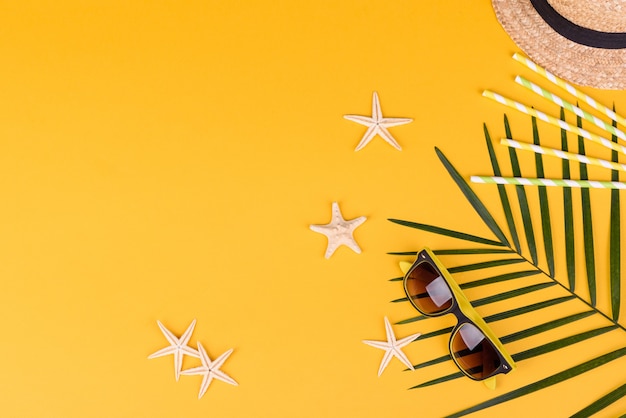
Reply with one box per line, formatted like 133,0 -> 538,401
492,0 -> 626,90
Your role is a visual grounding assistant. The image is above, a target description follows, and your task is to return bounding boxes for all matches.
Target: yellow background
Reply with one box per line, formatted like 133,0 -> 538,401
1,1 -> 626,417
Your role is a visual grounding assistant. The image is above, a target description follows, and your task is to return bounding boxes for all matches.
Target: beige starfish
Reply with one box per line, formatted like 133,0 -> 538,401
344,91 -> 412,151
363,316 -> 421,376
148,319 -> 200,381
181,342 -> 238,398
309,202 -> 366,259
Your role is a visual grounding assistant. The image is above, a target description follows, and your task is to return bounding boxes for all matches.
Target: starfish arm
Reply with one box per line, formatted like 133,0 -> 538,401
362,339 -> 391,350
354,125 -> 378,151
324,240 -> 340,259
348,216 -> 367,229
156,321 -> 179,346
371,91 -> 382,121
211,348 -> 234,370
330,202 -> 342,219
395,332 -> 422,348
180,319 -> 197,345
377,126 -> 402,150
341,237 -> 362,254
309,224 -> 332,234
147,345 -> 177,359
343,115 -> 375,126
180,366 -> 209,376
380,117 -> 413,127
213,369 -> 238,386
383,317 -> 396,343
174,351 -> 184,381
198,373 -> 214,399
377,349 -> 394,376
391,347 -> 415,371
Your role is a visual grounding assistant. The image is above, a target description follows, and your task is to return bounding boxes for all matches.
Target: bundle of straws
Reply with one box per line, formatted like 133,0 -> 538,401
474,53 -> 626,190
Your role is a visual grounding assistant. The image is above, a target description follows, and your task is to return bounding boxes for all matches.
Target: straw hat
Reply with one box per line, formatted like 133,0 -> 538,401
492,0 -> 626,89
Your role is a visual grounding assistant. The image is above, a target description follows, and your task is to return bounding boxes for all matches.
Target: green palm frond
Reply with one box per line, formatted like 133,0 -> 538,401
610,106 -> 621,322
388,110 -> 626,416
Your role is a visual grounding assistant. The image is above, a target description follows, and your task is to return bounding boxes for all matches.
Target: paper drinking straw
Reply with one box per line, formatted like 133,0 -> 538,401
515,75 -> 626,142
512,53 -> 626,127
500,138 -> 626,172
482,90 -> 626,156
471,176 -> 626,190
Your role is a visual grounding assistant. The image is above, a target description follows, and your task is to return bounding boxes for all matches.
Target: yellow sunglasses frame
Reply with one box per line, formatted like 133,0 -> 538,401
403,248 -> 516,381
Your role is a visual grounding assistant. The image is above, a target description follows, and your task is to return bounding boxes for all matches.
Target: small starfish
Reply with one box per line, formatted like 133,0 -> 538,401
148,319 -> 200,381
181,342 -> 238,398
363,316 -> 421,376
309,202 -> 366,259
344,91 -> 412,151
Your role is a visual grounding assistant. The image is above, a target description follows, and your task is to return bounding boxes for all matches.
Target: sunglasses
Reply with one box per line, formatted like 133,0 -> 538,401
403,248 -> 516,381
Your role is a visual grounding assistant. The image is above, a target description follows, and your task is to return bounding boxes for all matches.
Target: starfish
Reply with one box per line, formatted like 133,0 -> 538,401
344,91 -> 412,151
309,202 -> 366,259
148,319 -> 200,381
362,316 -> 421,376
181,342 -> 238,398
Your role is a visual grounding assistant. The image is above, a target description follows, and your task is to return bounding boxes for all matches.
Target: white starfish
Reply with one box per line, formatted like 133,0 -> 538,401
309,202 -> 366,259
181,342 -> 238,398
344,91 -> 412,151
363,316 -> 421,376
148,319 -> 200,381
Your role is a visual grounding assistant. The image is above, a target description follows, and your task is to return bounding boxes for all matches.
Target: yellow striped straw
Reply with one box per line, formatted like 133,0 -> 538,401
515,75 -> 626,142
512,53 -> 626,127
500,138 -> 626,172
471,176 -> 626,190
482,90 -> 626,156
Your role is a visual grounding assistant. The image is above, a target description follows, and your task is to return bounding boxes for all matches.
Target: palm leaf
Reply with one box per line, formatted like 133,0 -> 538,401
504,115 -> 538,265
560,108 -> 576,291
484,123 -> 521,253
389,110 -> 626,415
610,106 -> 621,322
387,219 -> 503,246
531,115 -> 555,277
387,248 -> 514,256
434,147 -> 510,247
577,114 -> 597,306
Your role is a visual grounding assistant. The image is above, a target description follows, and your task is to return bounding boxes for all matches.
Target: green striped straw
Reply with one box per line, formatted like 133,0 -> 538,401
482,90 -> 626,156
513,53 -> 626,127
471,176 -> 626,190
515,75 -> 626,142
501,138 -> 626,172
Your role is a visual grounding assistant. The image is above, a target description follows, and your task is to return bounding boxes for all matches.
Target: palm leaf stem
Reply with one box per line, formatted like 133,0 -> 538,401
502,240 -> 626,332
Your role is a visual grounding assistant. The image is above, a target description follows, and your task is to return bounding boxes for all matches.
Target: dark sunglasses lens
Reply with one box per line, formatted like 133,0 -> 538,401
451,323 -> 502,380
405,261 -> 453,314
